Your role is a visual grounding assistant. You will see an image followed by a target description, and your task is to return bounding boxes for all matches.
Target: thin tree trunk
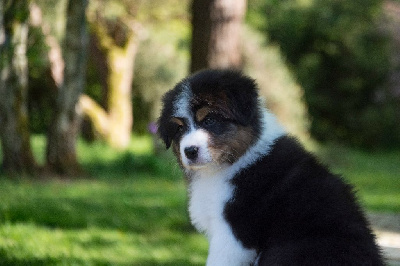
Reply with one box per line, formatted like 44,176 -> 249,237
79,36 -> 138,149
80,14 -> 140,149
190,0 -> 247,73
106,34 -> 137,148
46,0 -> 89,176
0,1 -> 37,176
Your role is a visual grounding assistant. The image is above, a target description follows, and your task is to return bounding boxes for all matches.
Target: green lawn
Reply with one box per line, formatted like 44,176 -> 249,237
319,144 -> 400,213
0,135 -> 208,265
0,135 -> 399,265
0,177 -> 208,265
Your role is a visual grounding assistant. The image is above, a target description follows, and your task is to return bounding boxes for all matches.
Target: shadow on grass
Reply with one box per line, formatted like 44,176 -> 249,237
81,150 -> 180,179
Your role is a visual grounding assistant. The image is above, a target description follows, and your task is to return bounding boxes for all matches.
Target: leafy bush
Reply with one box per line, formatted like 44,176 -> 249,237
242,27 -> 310,142
248,0 -> 400,148
132,22 -> 190,134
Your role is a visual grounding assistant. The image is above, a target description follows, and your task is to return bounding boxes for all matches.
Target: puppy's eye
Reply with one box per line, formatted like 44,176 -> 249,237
170,117 -> 185,137
203,116 -> 216,127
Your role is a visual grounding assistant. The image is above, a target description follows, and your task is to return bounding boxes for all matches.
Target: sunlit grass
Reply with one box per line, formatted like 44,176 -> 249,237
319,145 -> 400,212
0,172 -> 208,265
0,135 -> 209,265
0,223 -> 207,265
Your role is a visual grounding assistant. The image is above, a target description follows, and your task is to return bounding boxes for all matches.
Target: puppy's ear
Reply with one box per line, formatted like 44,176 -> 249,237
225,75 -> 259,126
158,90 -> 176,149
157,121 -> 172,149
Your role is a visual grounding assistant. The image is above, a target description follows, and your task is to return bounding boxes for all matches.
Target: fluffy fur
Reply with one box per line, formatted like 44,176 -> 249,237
158,69 -> 384,266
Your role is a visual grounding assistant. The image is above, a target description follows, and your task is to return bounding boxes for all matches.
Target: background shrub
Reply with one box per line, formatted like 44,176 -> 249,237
248,0 -> 400,148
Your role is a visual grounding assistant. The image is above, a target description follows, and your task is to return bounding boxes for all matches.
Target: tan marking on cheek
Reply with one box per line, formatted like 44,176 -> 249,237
230,126 -> 254,156
196,107 -> 210,122
172,142 -> 184,167
171,117 -> 184,126
209,126 -> 255,164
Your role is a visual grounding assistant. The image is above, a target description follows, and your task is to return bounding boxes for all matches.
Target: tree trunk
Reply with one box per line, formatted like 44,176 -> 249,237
0,1 -> 37,176
80,14 -> 140,150
190,0 -> 247,73
106,35 -> 137,148
79,36 -> 138,149
46,0 -> 89,176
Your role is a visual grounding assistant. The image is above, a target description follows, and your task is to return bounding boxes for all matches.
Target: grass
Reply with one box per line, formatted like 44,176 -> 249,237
0,135 -> 399,264
319,144 -> 400,213
0,135 -> 208,265
0,177 -> 208,265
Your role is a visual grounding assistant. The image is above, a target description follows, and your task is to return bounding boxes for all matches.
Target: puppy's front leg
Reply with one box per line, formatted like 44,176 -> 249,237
206,231 -> 256,266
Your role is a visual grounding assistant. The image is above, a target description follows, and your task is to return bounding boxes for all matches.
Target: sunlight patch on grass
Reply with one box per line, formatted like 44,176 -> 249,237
0,223 -> 208,265
319,145 -> 400,212
0,177 -> 187,231
0,175 -> 207,265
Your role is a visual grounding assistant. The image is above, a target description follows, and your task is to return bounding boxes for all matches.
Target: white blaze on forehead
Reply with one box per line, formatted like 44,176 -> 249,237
181,129 -> 208,151
173,82 -> 192,118
172,83 -> 213,168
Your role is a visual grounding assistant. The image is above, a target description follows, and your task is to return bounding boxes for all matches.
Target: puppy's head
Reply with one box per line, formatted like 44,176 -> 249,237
158,69 -> 262,171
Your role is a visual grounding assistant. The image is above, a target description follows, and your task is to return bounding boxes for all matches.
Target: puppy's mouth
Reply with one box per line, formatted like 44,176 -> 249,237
184,161 -> 209,170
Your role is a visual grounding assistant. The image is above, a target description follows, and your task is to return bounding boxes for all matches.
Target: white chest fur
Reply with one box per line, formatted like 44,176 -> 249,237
188,170 -> 232,235
188,169 -> 257,266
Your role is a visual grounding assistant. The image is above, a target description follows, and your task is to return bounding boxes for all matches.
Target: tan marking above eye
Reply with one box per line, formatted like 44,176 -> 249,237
196,107 -> 211,122
171,117 -> 184,126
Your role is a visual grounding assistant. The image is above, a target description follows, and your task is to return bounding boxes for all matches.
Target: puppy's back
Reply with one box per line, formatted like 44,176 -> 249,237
225,136 -> 384,265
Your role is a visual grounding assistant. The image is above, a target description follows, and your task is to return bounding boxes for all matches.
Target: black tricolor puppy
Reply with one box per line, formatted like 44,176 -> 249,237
158,69 -> 384,266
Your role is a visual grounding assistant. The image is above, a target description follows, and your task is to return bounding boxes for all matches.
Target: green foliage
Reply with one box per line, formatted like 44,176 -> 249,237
3,1 -> 30,26
248,0 -> 399,148
84,0 -> 190,135
34,0 -> 68,39
242,26 -> 310,142
131,19 -> 190,133
25,0 -> 190,136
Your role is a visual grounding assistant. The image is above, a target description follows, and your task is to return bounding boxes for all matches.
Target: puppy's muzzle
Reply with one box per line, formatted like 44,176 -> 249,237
180,129 -> 212,169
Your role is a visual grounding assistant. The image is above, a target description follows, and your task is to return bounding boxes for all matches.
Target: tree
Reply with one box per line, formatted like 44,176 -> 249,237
45,0 -> 89,175
255,0 -> 395,147
190,0 -> 247,73
80,0 -> 148,149
0,1 -> 37,176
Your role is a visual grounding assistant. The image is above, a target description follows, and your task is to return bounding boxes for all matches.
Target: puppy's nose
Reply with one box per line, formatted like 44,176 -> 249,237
184,146 -> 199,160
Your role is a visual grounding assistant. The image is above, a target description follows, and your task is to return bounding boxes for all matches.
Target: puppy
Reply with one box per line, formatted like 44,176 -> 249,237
158,69 -> 384,266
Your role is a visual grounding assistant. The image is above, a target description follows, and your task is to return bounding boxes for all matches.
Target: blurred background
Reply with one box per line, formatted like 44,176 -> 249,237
0,0 -> 399,265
